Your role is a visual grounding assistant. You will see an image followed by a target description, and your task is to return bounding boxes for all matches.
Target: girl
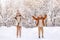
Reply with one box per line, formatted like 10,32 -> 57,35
15,10 -> 22,38
32,14 -> 47,38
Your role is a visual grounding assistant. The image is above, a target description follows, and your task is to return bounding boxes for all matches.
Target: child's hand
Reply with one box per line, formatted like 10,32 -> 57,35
15,17 -> 17,19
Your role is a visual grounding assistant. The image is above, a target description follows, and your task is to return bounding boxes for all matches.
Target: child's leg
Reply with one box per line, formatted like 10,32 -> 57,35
40,27 -> 44,38
16,25 -> 19,38
38,27 -> 40,38
39,27 -> 44,38
42,27 -> 44,38
19,26 -> 21,37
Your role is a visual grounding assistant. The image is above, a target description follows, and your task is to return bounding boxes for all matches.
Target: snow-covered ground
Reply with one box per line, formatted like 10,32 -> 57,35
0,26 -> 60,40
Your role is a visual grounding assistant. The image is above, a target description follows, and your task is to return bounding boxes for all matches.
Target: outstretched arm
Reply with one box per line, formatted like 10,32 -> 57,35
42,14 -> 47,26
32,16 -> 38,20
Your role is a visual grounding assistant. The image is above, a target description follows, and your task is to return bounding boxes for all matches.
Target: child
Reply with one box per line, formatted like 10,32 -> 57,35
15,10 -> 22,38
32,14 -> 47,38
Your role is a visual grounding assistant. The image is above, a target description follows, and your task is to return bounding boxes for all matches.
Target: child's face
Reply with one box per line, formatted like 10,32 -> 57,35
16,10 -> 21,16
16,13 -> 19,16
38,15 -> 41,18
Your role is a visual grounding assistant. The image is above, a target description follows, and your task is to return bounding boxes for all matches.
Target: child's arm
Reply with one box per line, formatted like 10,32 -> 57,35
15,16 -> 17,20
43,15 -> 47,20
36,20 -> 39,26
32,16 -> 39,26
32,16 -> 38,20
42,15 -> 47,26
15,14 -> 18,20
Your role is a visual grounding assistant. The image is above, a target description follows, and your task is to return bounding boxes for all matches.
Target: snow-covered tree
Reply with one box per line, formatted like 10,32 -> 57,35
0,0 -> 60,27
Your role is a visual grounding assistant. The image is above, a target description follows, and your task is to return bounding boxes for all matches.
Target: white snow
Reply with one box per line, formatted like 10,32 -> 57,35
0,26 -> 60,40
